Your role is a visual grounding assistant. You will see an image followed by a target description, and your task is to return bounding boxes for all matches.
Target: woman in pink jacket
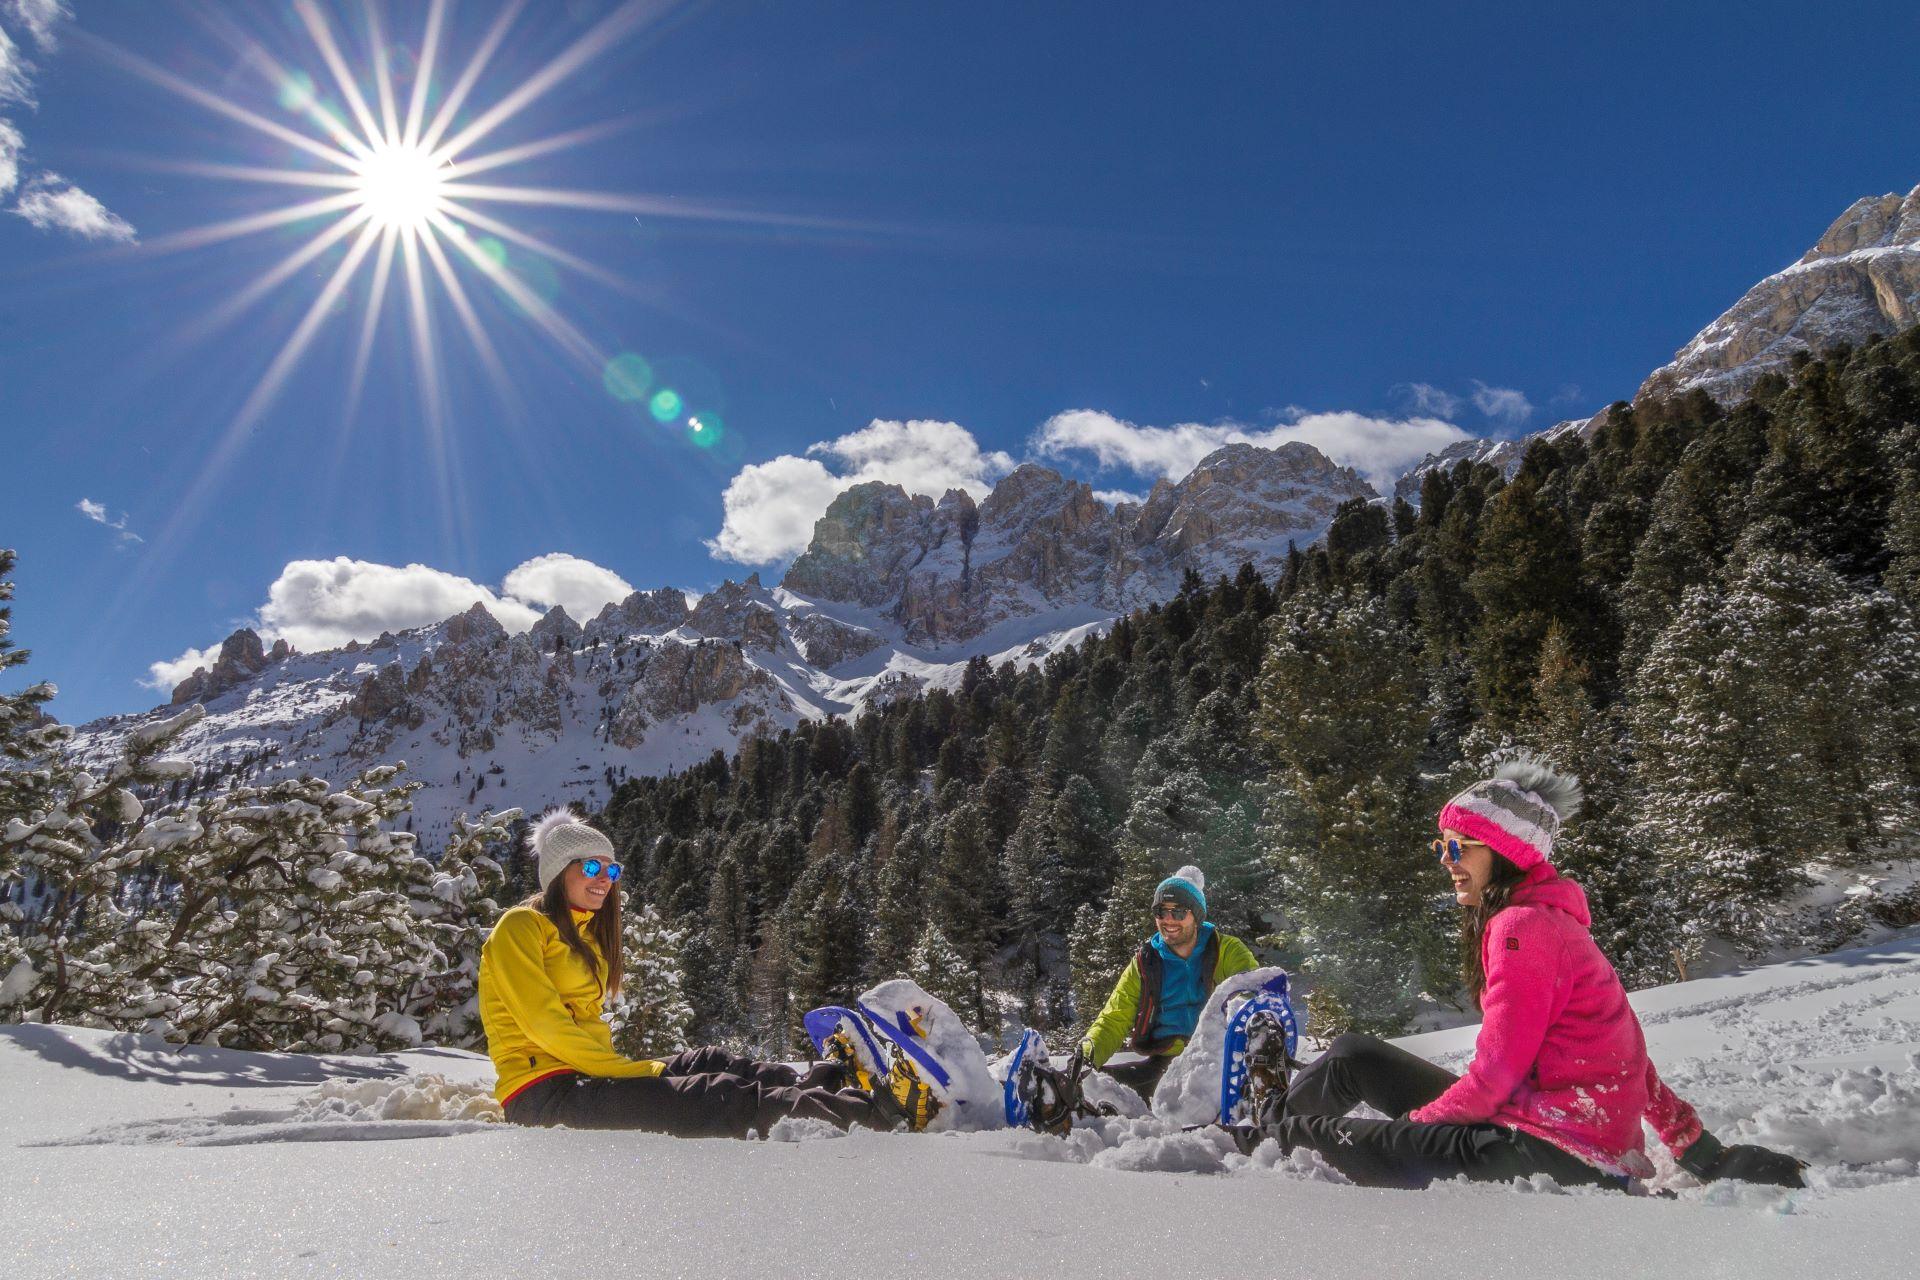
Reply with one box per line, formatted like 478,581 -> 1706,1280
1267,757 -> 1807,1191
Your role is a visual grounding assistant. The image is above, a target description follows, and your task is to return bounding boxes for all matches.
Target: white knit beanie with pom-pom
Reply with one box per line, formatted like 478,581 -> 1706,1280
530,807 -> 615,892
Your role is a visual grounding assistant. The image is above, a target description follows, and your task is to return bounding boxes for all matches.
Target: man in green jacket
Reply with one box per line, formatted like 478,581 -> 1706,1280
1079,864 -> 1258,1102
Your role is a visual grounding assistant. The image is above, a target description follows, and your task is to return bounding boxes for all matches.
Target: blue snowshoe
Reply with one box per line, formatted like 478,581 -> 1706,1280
1218,973 -> 1301,1132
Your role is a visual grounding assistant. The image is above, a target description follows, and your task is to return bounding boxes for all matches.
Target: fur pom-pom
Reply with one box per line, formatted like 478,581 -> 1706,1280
1172,864 -> 1207,894
1492,752 -> 1583,824
528,805 -> 586,855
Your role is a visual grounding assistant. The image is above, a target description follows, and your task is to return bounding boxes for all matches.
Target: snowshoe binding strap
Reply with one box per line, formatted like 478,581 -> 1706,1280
883,1049 -> 941,1133
1238,1011 -> 1293,1134
1015,1049 -> 1117,1136
820,1028 -> 877,1094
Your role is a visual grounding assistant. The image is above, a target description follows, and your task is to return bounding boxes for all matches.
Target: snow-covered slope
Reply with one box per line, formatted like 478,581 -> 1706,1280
7,932 -> 1918,1279
1640,185 -> 1920,405
68,444 -> 1372,838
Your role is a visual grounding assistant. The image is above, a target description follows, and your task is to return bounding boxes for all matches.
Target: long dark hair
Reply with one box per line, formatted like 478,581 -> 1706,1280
527,875 -> 625,999
1460,853 -> 1530,1005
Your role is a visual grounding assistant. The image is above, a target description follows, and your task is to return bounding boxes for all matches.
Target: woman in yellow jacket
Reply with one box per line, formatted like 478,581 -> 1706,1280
480,809 -> 882,1137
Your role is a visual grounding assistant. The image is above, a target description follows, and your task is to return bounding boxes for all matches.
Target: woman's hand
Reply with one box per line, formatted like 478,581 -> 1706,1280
1678,1131 -> 1808,1188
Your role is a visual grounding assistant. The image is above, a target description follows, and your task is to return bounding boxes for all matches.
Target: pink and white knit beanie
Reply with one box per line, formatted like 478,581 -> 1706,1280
1437,753 -> 1584,872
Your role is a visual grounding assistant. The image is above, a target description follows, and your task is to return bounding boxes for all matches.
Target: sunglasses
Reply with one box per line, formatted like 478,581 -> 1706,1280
1431,838 -> 1483,864
1151,904 -> 1192,921
579,858 -> 623,882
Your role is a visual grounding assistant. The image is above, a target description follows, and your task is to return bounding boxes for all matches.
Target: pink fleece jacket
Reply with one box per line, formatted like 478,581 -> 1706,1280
1408,865 -> 1704,1177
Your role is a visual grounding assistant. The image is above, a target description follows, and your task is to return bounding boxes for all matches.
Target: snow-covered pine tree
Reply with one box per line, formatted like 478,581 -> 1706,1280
1254,592 -> 1442,1034
1632,537 -> 1914,960
608,900 -> 694,1059
0,700 -> 200,1026
1067,838 -> 1159,1033
405,806 -> 520,1047
906,921 -> 977,1031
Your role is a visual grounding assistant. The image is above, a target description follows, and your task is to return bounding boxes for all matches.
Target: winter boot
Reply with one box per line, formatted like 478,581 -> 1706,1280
816,1028 -> 876,1093
876,1048 -> 941,1133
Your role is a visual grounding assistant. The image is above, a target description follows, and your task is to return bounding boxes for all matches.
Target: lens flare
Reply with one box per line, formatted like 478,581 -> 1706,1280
602,353 -> 653,402
649,388 -> 682,421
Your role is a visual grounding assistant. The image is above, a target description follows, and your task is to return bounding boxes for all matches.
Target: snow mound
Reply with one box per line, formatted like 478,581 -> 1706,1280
291,1072 -> 502,1124
1744,1059 -> 1920,1170
1151,965 -> 1291,1126
767,1116 -> 848,1143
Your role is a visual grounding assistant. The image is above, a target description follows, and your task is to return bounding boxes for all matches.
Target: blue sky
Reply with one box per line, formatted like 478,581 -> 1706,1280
4,0 -> 1918,724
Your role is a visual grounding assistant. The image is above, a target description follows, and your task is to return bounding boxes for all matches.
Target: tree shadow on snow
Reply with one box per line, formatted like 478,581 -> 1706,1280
1,1025 -> 408,1089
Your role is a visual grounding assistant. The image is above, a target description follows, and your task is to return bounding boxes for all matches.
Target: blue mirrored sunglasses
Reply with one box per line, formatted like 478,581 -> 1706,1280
580,858 -> 623,882
1432,838 -> 1465,864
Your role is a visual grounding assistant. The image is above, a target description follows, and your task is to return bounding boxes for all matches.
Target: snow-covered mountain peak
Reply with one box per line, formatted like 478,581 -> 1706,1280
1640,183 -> 1920,404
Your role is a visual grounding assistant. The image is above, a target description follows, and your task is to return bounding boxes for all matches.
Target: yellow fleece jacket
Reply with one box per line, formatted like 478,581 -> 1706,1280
478,904 -> 663,1103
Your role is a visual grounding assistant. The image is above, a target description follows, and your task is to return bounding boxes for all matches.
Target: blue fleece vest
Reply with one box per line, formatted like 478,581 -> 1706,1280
1148,922 -> 1216,1043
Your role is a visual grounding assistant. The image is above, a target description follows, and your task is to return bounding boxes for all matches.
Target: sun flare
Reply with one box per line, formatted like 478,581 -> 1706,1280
352,143 -> 451,233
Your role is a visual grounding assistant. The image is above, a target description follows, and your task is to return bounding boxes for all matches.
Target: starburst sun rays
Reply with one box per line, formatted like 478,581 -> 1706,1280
79,0 -> 837,553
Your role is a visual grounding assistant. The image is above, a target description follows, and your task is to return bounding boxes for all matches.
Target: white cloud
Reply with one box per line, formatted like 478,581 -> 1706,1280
708,419 -> 1016,564
1471,381 -> 1534,427
1092,488 -> 1148,507
500,552 -> 634,622
0,23 -> 33,106
144,553 -> 635,693
13,173 -> 137,241
5,2 -> 71,51
0,6 -> 135,240
1395,382 -> 1463,418
706,455 -> 845,565
257,558 -> 543,652
1032,408 -> 1471,501
143,642 -> 222,693
0,118 -> 20,197
75,495 -> 141,546
4,1 -> 70,50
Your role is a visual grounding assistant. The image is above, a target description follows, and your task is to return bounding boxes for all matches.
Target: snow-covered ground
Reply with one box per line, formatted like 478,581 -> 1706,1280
8,933 -> 1920,1279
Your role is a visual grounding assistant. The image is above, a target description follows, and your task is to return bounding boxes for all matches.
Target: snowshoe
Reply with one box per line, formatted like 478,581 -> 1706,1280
1239,1010 -> 1292,1131
1217,976 -> 1301,1129
882,1045 -> 943,1132
801,1006 -> 887,1094
1004,1030 -> 1118,1136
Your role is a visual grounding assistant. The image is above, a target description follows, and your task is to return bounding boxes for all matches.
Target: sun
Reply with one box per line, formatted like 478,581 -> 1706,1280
352,142 -> 451,233
83,0 -> 827,564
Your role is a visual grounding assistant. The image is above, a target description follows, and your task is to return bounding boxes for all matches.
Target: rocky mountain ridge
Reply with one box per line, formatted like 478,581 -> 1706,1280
71,443 -> 1373,843
1400,183 -> 1920,498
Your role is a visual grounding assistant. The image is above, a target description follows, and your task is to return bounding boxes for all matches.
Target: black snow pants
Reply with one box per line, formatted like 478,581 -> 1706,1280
1102,1052 -> 1176,1103
1273,1033 -> 1624,1191
503,1046 -> 882,1138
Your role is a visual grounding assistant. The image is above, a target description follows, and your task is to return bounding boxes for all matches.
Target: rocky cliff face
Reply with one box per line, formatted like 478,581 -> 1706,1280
787,444 -> 1373,645
1640,185 -> 1920,404
74,439 -> 1375,844
169,628 -> 293,704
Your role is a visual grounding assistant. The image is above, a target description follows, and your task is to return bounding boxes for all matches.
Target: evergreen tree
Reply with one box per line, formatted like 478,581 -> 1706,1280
1255,594 -> 1442,1033
1067,838 -> 1158,1033
608,901 -> 695,1058
907,923 -> 978,1033
1632,541 -> 1913,959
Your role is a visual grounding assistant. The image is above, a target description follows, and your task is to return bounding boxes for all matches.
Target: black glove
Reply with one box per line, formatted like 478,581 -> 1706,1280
1678,1131 -> 1807,1189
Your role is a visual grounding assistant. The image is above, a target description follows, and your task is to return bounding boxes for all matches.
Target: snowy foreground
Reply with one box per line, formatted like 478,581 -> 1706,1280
8,936 -> 1920,1280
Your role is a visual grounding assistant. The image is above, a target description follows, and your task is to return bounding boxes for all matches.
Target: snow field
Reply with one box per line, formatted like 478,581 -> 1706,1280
6,932 -> 1920,1279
